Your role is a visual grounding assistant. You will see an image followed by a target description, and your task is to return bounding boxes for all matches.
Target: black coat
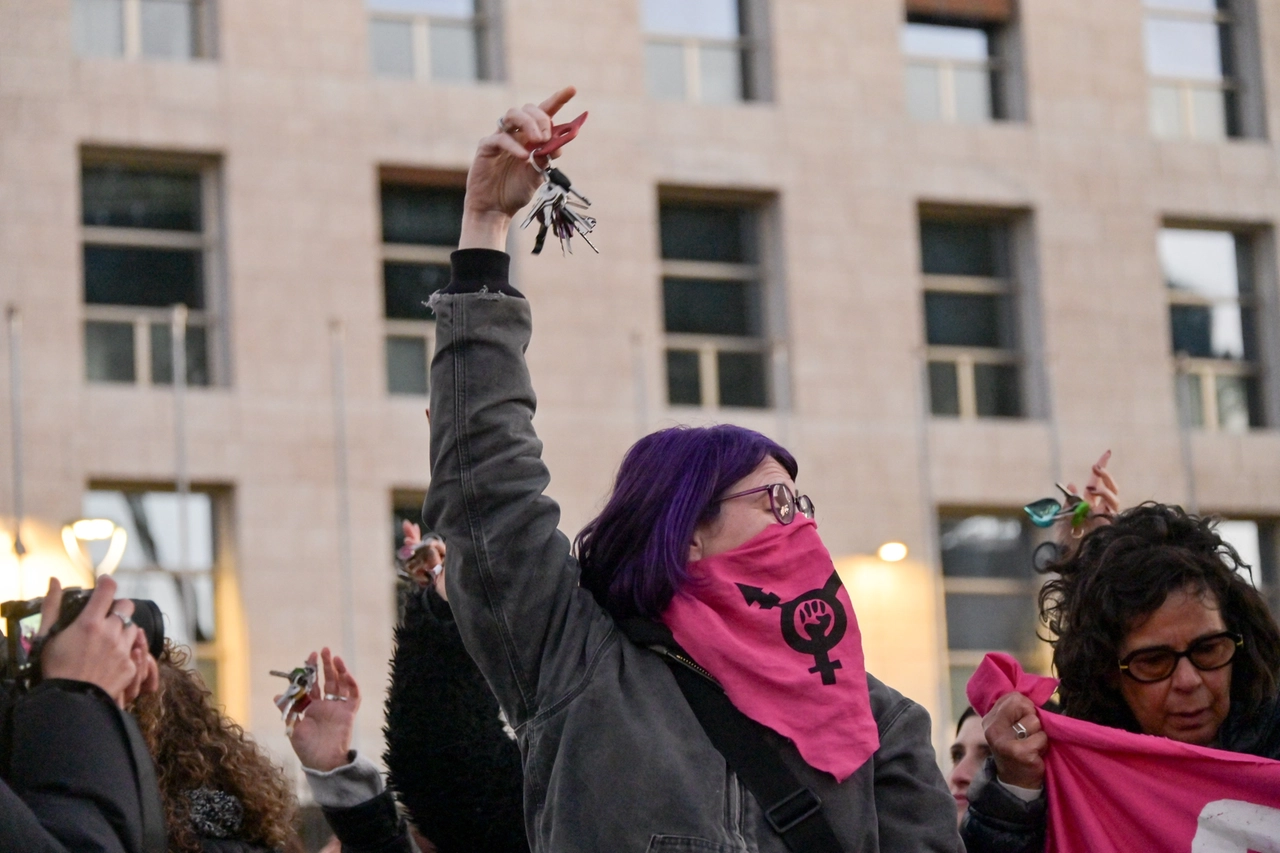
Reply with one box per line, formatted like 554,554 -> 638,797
383,588 -> 527,853
2,679 -> 165,853
961,693 -> 1280,853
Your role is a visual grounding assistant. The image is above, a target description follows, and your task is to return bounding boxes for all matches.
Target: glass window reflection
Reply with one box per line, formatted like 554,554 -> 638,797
644,0 -> 740,38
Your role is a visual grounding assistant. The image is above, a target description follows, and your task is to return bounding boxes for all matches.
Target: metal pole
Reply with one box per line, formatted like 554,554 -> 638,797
329,320 -> 357,671
7,306 -> 25,584
1174,360 -> 1199,515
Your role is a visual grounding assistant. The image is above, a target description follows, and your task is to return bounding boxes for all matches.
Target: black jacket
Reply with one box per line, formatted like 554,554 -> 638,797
384,587 -> 527,853
961,693 -> 1280,853
2,679 -> 166,853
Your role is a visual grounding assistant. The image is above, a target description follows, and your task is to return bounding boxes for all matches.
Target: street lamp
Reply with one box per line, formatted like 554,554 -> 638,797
62,518 -> 128,578
876,541 -> 908,562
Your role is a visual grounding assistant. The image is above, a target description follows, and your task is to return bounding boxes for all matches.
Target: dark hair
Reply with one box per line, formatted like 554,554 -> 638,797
574,424 -> 796,619
956,706 -> 978,737
1039,502 -> 1280,732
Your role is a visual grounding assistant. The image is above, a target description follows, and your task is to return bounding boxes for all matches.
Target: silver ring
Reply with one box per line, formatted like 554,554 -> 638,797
111,611 -> 133,628
1012,722 -> 1029,740
324,693 -> 348,702
497,117 -> 517,134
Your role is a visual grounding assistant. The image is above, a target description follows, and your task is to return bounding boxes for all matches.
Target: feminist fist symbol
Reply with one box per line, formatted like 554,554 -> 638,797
737,571 -> 849,685
798,600 -> 834,642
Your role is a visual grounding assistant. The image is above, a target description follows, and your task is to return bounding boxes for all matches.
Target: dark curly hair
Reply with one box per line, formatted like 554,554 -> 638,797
1038,503 -> 1280,733
131,643 -> 299,853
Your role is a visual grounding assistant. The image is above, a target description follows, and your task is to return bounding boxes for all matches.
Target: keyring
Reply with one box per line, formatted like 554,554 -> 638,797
1012,721 -> 1029,740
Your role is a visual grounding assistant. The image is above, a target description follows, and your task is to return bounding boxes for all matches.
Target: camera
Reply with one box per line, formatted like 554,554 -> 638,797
1,588 -> 165,684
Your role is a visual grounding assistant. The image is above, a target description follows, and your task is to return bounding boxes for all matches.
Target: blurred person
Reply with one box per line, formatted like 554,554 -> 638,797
948,708 -> 987,826
130,642 -> 299,853
384,522 -> 526,853
419,87 -> 960,852
1,576 -> 165,853
962,502 -> 1280,852
285,647 -> 413,853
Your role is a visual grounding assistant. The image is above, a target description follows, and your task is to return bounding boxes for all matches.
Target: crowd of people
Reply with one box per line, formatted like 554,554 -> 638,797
3,86 -> 1279,852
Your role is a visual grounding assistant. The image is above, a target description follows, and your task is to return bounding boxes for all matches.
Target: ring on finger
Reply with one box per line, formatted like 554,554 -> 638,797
111,610 -> 134,628
324,693 -> 348,702
1012,721 -> 1029,740
496,117 -> 519,134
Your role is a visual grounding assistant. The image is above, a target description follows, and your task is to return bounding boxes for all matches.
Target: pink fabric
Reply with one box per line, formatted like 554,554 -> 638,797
660,518 -> 879,781
968,653 -> 1280,853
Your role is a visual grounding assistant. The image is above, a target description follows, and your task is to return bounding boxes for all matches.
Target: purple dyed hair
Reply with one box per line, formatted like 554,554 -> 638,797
574,424 -> 797,620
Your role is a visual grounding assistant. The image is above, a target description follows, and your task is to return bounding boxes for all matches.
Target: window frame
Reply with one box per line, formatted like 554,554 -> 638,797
658,197 -> 776,411
73,0 -> 216,61
642,0 -> 770,104
1144,1 -> 1240,140
367,0 -> 493,82
81,152 -> 224,388
1163,225 -> 1265,432
903,16 -> 1006,124
920,218 -> 1024,420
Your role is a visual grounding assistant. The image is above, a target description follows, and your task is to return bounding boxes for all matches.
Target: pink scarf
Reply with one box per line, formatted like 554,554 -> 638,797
660,518 -> 879,781
968,653 -> 1280,852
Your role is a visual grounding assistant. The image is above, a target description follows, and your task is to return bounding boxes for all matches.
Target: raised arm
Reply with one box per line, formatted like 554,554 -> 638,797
423,88 -> 612,728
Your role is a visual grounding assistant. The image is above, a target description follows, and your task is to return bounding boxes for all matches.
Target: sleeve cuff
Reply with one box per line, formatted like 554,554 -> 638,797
997,779 -> 1045,802
443,249 -> 523,297
303,750 -> 385,809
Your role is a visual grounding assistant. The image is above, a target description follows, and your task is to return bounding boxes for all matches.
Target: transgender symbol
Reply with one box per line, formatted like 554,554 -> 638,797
737,571 -> 848,685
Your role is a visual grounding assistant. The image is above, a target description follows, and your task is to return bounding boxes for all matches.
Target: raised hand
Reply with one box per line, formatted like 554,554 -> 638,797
1062,450 -> 1119,541
400,519 -> 447,600
983,692 -> 1048,790
283,647 -> 361,772
459,86 -> 577,251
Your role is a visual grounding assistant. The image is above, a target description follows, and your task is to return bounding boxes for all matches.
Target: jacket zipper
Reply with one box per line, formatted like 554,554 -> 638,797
664,649 -> 720,686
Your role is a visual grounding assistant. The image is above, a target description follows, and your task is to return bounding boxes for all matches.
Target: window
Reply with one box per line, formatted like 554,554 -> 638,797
1144,0 -> 1245,140
903,0 -> 1016,123
940,511 -> 1050,717
1161,227 -> 1263,431
82,159 -> 219,387
81,486 -> 228,696
921,217 -> 1022,418
1216,519 -> 1279,616
380,182 -> 462,395
368,0 -> 490,82
643,0 -> 765,103
72,0 -> 214,60
660,201 -> 770,409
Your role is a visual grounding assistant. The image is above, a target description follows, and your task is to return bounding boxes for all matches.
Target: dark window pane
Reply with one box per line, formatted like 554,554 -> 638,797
929,361 -> 960,416
387,336 -> 428,395
663,278 -> 759,336
393,497 -> 427,552
1169,305 -> 1213,357
924,292 -> 1010,348
85,321 -> 136,382
939,514 -> 1037,579
920,220 -> 1000,276
945,592 -> 1038,651
381,185 -> 464,246
84,245 -> 204,308
384,262 -> 449,320
717,351 -> 767,408
666,349 -> 701,405
974,363 -> 1021,417
659,204 -> 752,263
150,322 -> 210,386
82,166 -> 201,231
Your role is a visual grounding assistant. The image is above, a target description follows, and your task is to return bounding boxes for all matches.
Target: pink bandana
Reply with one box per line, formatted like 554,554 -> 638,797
660,518 -> 879,781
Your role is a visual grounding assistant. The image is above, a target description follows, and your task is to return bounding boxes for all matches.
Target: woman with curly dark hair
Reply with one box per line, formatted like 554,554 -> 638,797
962,501 -> 1280,853
130,643 -> 299,853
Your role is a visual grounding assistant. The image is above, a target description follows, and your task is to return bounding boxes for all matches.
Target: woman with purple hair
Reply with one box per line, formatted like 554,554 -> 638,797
420,86 -> 959,852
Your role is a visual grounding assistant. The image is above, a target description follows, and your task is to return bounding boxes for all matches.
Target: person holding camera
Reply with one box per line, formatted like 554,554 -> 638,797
1,576 -> 165,853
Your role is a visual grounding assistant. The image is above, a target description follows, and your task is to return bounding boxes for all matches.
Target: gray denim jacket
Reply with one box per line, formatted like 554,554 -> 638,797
424,273 -> 961,853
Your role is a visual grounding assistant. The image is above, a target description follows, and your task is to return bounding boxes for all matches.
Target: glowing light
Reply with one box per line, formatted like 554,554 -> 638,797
877,542 -> 908,563
71,518 -> 117,541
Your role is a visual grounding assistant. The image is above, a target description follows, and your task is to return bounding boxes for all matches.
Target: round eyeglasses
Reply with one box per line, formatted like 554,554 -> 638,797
1118,631 -> 1243,684
715,483 -> 815,526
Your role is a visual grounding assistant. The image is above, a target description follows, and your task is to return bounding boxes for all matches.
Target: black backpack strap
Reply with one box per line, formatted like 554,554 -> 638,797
664,659 -> 843,853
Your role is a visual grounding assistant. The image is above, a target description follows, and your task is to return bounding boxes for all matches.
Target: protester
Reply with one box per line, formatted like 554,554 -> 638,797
963,503 -> 1280,852
1,576 -> 165,853
285,646 -> 413,853
419,86 -> 959,852
384,522 -> 527,853
131,642 -> 300,852
948,708 -> 987,826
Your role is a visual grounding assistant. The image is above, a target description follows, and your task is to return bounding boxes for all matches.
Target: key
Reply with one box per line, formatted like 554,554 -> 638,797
520,158 -> 598,255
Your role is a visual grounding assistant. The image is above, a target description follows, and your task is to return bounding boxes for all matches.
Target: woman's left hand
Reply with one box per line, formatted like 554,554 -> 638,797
282,647 -> 360,772
1061,450 -> 1119,539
